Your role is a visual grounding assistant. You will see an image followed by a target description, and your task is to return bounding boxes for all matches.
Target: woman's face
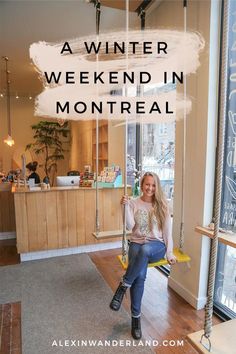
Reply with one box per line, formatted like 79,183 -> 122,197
26,168 -> 32,176
141,176 -> 156,197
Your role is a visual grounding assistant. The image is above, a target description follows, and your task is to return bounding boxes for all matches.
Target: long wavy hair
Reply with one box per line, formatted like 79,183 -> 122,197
140,172 -> 168,231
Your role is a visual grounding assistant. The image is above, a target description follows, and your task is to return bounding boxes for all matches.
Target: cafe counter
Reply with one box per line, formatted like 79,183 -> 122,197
14,186 -> 131,256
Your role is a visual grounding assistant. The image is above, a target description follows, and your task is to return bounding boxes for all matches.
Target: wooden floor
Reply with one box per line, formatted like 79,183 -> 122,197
0,239 -> 20,266
0,239 -> 21,354
90,248 -> 222,354
0,242 -> 222,353
0,302 -> 21,354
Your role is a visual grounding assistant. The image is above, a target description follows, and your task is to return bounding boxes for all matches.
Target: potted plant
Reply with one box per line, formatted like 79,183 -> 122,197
26,121 -> 70,185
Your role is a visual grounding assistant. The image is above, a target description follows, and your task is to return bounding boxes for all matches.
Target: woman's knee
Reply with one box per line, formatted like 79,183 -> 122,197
133,272 -> 147,285
129,243 -> 141,259
138,244 -> 151,258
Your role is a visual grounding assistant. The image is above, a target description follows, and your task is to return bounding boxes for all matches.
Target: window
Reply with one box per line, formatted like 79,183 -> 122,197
127,120 -> 175,201
142,123 -> 175,200
127,124 -> 137,187
127,83 -> 176,201
159,123 -> 168,136
214,244 -> 236,317
214,0 -> 236,319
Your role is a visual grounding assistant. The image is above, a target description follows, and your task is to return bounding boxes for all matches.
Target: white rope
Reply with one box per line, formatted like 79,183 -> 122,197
139,11 -> 145,178
139,85 -> 144,178
201,0 -> 229,349
95,0 -> 100,234
122,0 -> 129,262
179,1 -> 187,252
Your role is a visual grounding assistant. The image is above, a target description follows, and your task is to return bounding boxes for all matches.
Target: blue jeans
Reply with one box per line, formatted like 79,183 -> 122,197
123,240 -> 166,317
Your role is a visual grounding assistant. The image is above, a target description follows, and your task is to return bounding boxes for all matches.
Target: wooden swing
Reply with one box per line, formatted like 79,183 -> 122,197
117,0 -> 191,268
118,248 -> 191,269
91,0 -> 189,270
88,0 -> 132,241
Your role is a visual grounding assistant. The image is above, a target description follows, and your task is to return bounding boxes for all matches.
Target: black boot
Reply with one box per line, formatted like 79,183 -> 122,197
131,316 -> 142,339
110,282 -> 128,311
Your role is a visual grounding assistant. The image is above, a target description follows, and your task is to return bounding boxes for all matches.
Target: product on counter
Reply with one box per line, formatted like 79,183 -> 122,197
79,165 -> 122,188
79,171 -> 94,188
96,165 -> 122,187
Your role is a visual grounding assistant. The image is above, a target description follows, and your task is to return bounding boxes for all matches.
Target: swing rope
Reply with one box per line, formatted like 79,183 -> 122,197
200,0 -> 228,351
179,0 -> 187,253
139,9 -> 145,178
95,0 -> 101,236
95,0 -> 100,36
121,0 -> 130,263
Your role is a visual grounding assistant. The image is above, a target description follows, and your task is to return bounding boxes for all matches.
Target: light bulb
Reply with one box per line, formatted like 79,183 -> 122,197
4,135 -> 15,147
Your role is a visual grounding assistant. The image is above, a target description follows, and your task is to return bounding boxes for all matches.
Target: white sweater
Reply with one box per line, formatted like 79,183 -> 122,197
125,197 -> 174,259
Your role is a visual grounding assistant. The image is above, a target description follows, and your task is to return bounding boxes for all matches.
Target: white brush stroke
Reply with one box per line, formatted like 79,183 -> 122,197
29,29 -> 204,122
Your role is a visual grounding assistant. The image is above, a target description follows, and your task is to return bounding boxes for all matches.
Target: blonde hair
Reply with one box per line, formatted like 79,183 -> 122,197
140,172 -> 168,231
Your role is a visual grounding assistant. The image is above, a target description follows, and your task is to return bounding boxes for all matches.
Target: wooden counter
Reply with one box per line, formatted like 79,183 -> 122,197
0,183 -> 16,233
14,186 -> 131,253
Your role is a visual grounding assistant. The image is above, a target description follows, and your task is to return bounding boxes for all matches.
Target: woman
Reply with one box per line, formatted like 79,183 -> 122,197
110,172 -> 176,339
26,161 -> 40,184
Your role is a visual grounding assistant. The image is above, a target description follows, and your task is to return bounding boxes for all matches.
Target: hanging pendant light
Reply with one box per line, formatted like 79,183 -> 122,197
3,56 -> 14,147
4,135 -> 15,147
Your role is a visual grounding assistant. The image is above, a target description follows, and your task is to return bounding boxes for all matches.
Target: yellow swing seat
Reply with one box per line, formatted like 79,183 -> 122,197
117,247 -> 191,270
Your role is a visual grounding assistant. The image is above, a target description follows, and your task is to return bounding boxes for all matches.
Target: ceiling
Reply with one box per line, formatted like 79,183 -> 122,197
0,0 -> 156,98
101,0 -> 147,12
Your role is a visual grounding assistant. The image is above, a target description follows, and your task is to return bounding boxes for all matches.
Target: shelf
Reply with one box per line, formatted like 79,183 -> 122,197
92,120 -> 108,172
187,319 -> 236,354
92,141 -> 108,145
195,226 -> 236,249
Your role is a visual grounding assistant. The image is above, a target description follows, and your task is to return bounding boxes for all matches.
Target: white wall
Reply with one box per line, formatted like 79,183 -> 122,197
146,0 -> 221,309
0,98 -> 40,173
0,98 -> 70,180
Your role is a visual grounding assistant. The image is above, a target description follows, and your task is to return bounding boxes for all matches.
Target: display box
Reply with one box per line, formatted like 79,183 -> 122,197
95,174 -> 122,188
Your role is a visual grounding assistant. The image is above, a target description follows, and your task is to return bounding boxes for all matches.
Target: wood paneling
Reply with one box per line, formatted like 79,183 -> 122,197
46,191 -> 58,250
14,187 -> 130,253
57,191 -> 69,248
84,189 -> 97,245
76,190 -> 86,246
67,190 -> 78,247
0,190 -> 16,232
14,193 -> 28,253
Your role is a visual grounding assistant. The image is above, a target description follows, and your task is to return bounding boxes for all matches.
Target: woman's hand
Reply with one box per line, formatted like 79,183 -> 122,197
120,195 -> 129,205
167,255 -> 177,265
